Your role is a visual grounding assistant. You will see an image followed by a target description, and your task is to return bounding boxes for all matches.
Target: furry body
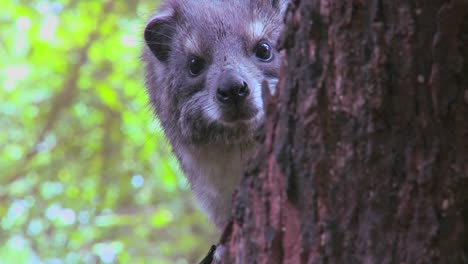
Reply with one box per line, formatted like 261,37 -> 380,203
143,0 -> 286,229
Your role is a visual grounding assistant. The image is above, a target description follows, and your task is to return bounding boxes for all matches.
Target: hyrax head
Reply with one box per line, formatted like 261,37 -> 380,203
143,0 -> 286,145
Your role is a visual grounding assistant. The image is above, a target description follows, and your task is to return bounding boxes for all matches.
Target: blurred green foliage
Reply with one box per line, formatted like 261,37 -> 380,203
0,1 -> 216,263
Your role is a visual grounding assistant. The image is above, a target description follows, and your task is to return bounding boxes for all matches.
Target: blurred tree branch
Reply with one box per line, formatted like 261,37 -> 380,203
7,0 -> 116,184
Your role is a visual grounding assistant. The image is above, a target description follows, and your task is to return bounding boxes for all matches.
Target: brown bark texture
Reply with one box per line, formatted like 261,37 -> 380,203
221,0 -> 468,263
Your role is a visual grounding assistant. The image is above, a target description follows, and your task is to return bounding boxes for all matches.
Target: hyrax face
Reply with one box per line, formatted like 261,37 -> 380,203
143,0 -> 285,145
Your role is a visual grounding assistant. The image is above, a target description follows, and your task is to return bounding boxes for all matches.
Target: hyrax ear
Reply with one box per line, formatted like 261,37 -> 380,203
144,13 -> 175,62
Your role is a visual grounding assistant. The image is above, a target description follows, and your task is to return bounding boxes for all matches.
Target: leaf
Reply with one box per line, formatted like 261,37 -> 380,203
151,207 -> 173,228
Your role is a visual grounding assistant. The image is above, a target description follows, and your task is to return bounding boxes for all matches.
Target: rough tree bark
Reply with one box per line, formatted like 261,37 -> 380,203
221,0 -> 468,263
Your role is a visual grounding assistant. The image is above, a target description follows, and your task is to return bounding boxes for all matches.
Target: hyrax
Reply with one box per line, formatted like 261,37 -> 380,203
143,0 -> 287,230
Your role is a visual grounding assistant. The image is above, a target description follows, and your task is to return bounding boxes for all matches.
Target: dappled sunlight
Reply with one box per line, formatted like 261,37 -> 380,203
0,1 -> 216,263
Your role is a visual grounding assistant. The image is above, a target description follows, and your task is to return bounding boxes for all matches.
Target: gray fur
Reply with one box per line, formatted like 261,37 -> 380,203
143,0 -> 286,229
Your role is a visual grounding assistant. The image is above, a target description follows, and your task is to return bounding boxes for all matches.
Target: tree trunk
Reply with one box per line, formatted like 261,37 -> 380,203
221,0 -> 468,263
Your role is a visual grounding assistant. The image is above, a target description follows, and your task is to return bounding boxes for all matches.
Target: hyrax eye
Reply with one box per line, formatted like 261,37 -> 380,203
254,41 -> 273,61
188,56 -> 206,76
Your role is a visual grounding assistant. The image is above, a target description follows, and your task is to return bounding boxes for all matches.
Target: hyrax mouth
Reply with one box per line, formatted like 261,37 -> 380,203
218,103 -> 259,123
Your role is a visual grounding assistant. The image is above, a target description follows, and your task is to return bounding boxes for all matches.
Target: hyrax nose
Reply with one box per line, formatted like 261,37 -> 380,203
216,72 -> 250,105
